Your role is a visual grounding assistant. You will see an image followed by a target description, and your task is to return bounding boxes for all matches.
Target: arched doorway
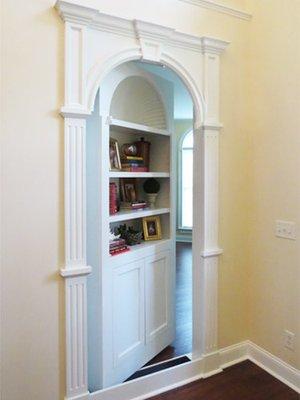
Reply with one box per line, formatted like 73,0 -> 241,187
56,3 -> 227,399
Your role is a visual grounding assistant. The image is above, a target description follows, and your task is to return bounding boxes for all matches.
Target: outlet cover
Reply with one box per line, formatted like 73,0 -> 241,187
275,220 -> 296,240
284,330 -> 295,351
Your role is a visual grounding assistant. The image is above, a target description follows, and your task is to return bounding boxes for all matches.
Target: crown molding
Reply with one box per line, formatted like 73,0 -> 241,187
55,1 -> 229,54
179,0 -> 252,21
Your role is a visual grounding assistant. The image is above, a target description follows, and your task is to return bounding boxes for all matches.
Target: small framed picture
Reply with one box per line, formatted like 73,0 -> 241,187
109,138 -> 121,170
143,216 -> 162,241
120,178 -> 138,202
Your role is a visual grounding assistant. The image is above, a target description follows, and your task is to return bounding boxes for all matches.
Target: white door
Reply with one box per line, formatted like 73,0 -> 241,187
145,251 -> 175,359
102,250 -> 174,388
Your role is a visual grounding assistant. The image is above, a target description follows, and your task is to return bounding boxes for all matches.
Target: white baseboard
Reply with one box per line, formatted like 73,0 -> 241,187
248,341 -> 300,394
220,341 -> 249,368
70,341 -> 300,400
220,340 -> 300,394
90,356 -> 204,400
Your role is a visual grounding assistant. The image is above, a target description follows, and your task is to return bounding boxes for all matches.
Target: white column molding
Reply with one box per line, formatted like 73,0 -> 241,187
196,41 -> 226,367
63,117 -> 91,399
65,275 -> 89,400
64,117 -> 87,270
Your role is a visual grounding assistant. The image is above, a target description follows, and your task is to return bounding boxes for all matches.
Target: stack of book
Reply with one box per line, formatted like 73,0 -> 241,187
120,201 -> 148,211
109,182 -> 118,214
121,156 -> 148,172
109,238 -> 130,256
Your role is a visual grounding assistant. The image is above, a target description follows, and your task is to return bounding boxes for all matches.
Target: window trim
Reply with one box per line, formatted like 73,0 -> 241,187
177,128 -> 193,231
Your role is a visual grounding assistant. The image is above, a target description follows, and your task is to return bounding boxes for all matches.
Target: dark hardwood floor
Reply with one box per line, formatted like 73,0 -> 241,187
146,242 -> 192,366
148,361 -> 299,400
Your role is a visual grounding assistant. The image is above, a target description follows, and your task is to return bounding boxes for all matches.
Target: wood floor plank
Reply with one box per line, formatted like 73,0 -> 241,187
148,361 -> 299,400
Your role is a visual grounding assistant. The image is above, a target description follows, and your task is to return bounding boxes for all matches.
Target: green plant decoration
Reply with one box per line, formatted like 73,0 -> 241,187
143,178 -> 160,194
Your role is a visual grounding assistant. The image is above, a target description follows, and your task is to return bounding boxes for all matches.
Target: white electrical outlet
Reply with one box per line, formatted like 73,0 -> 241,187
284,330 -> 295,351
275,220 -> 296,240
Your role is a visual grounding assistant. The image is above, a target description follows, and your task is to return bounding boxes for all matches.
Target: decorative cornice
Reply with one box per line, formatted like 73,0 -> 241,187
55,1 -> 229,54
201,37 -> 229,55
60,265 -> 92,277
178,0 -> 252,21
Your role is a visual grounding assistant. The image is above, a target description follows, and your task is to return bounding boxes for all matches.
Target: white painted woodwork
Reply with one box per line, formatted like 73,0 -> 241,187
109,207 -> 170,223
178,0 -> 252,21
112,260 -> 145,369
109,171 -> 170,178
65,276 -> 89,400
56,1 -> 228,398
110,76 -> 167,129
108,118 -> 170,137
145,251 -> 173,345
64,117 -> 87,268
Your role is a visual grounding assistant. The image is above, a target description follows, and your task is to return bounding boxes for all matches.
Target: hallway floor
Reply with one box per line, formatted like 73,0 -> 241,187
146,242 -> 192,366
147,361 -> 298,400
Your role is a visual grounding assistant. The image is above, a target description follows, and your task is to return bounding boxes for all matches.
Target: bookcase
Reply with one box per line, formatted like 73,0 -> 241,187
86,62 -> 176,389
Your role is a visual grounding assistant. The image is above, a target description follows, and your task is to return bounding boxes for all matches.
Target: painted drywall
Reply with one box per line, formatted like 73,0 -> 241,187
246,0 -> 300,369
1,1 -> 251,399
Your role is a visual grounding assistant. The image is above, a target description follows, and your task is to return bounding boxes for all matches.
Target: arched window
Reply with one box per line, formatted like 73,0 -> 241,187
178,130 -> 193,229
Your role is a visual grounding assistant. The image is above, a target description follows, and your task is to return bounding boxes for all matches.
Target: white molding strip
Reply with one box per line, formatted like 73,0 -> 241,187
90,357 -> 204,400
60,265 -> 92,277
201,248 -> 223,258
220,341 -> 300,394
70,340 -> 300,400
248,342 -> 300,394
55,1 -> 229,54
179,0 -> 252,21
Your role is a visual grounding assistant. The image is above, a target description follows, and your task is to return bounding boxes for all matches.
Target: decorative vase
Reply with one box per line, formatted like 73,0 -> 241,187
146,193 -> 158,209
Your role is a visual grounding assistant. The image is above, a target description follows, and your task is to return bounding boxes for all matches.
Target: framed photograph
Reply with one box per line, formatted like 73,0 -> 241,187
120,178 -> 138,202
109,138 -> 121,170
143,216 -> 162,241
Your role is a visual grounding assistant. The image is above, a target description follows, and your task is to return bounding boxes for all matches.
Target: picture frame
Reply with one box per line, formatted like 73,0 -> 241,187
120,178 -> 138,202
109,138 -> 121,170
142,216 -> 162,241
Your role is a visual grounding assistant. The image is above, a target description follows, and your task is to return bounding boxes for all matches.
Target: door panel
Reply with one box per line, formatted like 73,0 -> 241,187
145,250 -> 174,350
112,260 -> 145,369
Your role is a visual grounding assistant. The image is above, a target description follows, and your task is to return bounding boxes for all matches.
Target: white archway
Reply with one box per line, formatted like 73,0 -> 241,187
56,2 -> 228,399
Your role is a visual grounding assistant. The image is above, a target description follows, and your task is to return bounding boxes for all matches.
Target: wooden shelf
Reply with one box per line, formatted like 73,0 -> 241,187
109,171 -> 170,178
109,118 -> 170,137
109,207 -> 170,223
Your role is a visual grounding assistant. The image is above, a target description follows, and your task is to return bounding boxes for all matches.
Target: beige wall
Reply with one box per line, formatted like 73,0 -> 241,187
3,1 -> 298,399
246,0 -> 300,369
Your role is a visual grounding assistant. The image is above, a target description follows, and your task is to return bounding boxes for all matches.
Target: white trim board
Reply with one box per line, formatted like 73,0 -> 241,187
74,341 -> 300,400
178,0 -> 252,20
220,341 -> 300,394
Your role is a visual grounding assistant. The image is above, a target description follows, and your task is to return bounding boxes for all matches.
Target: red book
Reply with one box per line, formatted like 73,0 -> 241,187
110,247 -> 130,256
109,183 -> 118,214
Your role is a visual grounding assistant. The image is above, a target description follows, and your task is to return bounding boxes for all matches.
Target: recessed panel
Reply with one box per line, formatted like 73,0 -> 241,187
113,261 -> 145,365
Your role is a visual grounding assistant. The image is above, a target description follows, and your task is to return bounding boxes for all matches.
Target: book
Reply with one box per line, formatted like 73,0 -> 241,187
121,161 -> 145,166
121,166 -> 149,172
109,238 -> 126,249
120,201 -> 148,210
109,183 -> 118,214
123,156 -> 143,161
110,247 -> 130,256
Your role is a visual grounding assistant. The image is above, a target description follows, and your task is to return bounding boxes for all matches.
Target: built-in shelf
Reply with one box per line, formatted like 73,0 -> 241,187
109,207 -> 170,223
110,238 -> 171,259
109,118 -> 170,137
109,171 -> 170,178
